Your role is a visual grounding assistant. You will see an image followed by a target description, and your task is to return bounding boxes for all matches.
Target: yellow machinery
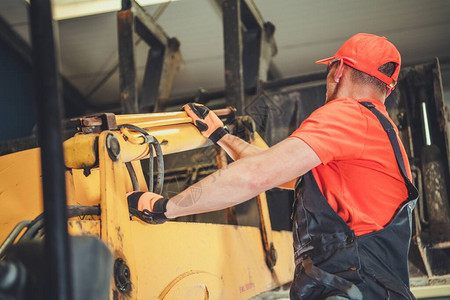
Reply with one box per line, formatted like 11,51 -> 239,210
0,110 -> 294,299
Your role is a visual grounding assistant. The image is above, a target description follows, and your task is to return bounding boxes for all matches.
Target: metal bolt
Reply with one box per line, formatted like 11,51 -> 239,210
114,258 -> 131,294
168,37 -> 180,51
270,243 -> 278,264
266,243 -> 278,270
106,133 -> 121,161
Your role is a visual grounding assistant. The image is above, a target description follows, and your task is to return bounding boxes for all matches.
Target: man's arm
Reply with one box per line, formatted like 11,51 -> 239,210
217,133 -> 264,160
183,103 -> 296,189
183,103 -> 263,160
165,137 -> 320,218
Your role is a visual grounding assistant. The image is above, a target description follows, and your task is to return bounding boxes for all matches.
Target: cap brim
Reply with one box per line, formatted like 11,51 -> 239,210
315,56 -> 334,65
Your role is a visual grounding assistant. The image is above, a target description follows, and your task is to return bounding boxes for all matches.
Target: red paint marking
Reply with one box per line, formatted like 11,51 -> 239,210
239,282 -> 255,293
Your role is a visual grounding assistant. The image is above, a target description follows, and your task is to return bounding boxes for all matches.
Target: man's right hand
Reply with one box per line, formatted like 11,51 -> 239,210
183,103 -> 227,144
127,191 -> 169,224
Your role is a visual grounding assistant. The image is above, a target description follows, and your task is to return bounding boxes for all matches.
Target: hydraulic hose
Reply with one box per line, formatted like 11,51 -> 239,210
1,206 -> 100,260
0,221 -> 31,258
118,124 -> 164,194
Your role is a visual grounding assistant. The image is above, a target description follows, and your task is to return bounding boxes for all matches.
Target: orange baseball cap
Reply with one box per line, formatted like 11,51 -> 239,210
316,33 -> 401,90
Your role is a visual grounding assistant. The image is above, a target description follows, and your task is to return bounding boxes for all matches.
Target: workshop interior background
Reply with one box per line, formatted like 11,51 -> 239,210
0,0 -> 450,298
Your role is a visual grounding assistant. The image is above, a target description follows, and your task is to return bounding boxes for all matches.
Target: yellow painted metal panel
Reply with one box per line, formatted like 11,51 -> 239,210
63,218 -> 293,299
116,111 -> 192,129
129,221 -> 294,299
98,132 -> 139,298
0,148 -> 103,242
67,168 -> 101,206
63,123 -> 212,169
0,148 -> 43,242
68,219 -> 100,236
63,133 -> 98,169
0,150 -> 142,242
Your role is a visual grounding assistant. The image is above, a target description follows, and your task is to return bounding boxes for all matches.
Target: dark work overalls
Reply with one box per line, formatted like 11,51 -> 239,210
290,102 -> 419,299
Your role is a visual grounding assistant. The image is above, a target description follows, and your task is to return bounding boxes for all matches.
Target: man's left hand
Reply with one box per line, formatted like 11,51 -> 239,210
183,103 -> 227,144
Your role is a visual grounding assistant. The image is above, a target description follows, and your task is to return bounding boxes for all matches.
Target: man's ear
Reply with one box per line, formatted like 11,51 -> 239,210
334,59 -> 345,83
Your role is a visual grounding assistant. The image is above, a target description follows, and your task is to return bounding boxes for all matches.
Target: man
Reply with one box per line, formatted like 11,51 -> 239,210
127,33 -> 418,299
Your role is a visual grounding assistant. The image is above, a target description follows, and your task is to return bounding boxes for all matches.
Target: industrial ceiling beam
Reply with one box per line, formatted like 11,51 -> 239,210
166,71 -> 327,109
41,0 -> 174,20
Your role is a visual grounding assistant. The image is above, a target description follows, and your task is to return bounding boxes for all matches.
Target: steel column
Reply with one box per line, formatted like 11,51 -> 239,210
118,7 -> 138,114
222,0 -> 246,114
241,0 -> 273,93
118,0 -> 181,113
28,0 -> 72,299
140,46 -> 165,111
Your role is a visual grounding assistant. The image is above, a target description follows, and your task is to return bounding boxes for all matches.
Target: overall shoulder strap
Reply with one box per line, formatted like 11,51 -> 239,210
358,101 -> 418,200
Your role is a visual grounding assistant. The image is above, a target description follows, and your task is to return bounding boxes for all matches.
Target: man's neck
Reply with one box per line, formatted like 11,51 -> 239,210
335,83 -> 386,104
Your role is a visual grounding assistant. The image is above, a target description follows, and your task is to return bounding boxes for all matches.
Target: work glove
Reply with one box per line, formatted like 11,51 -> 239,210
127,192 -> 169,224
183,103 -> 227,144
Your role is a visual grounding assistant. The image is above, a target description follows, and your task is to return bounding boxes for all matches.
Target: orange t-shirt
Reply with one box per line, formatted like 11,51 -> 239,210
289,97 -> 411,236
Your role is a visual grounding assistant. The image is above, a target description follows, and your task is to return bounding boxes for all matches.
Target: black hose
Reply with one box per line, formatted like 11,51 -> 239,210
0,220 -> 31,258
125,162 -> 140,191
18,214 -> 45,241
118,124 -> 149,137
118,124 -> 164,194
20,219 -> 45,241
18,206 -> 101,242
34,229 -> 46,239
152,138 -> 164,195
149,146 -> 154,193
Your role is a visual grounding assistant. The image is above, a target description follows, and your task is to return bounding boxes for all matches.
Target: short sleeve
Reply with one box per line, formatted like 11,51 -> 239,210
289,98 -> 367,165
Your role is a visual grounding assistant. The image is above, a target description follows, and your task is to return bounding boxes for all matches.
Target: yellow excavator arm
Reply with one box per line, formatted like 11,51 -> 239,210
0,110 -> 294,299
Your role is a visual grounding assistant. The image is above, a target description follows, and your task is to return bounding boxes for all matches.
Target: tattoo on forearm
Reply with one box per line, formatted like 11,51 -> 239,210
237,142 -> 251,156
226,136 -> 253,158
171,184 -> 202,208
